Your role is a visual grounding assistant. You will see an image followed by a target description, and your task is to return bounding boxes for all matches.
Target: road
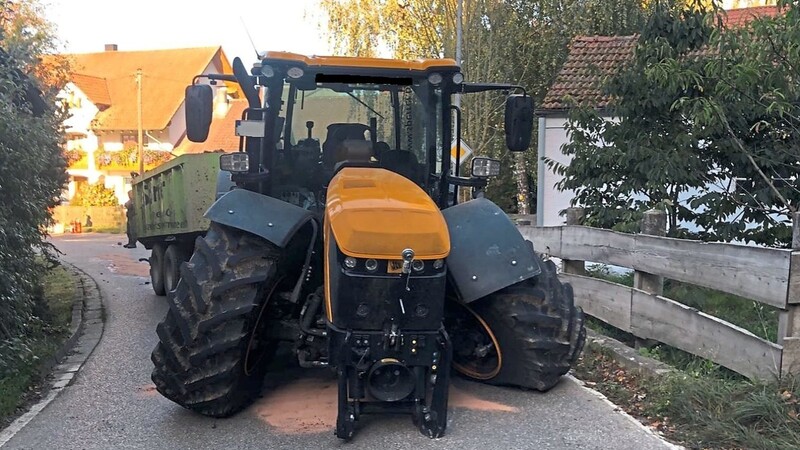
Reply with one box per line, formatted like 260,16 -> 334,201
3,234 -> 676,450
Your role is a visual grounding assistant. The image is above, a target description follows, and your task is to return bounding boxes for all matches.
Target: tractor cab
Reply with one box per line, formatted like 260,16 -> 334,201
185,52 -> 533,211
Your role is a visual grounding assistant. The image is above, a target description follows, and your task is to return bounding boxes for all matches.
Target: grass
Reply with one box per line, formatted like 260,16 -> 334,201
583,263 -> 780,377
575,350 -> 800,449
576,263 -> 800,448
0,262 -> 75,425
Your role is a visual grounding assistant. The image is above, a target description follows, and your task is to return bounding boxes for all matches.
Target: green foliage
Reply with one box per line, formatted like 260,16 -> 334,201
0,0 -> 68,377
0,262 -> 74,422
554,0 -> 800,246
650,0 -> 800,247
71,183 -> 119,207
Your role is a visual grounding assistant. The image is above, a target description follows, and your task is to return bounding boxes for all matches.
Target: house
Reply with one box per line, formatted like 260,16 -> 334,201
59,45 -> 236,204
535,6 -> 781,227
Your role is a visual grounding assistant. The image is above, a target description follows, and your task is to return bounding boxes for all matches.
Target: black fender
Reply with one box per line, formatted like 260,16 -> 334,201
442,198 -> 542,303
205,189 -> 314,248
215,170 -> 235,200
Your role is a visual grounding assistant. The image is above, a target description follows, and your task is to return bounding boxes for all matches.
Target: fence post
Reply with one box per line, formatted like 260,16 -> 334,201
563,207 -> 585,275
634,209 -> 666,349
780,212 -> 800,376
634,210 -> 666,295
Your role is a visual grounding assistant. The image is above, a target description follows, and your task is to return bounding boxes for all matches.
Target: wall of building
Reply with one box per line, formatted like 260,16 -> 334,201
537,115 -> 576,226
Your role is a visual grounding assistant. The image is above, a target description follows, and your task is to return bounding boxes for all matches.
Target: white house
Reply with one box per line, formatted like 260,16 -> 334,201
57,45 -> 237,204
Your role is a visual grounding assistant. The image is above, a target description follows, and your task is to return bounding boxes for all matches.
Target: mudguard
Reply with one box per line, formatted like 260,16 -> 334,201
442,198 -> 542,303
205,189 -> 313,248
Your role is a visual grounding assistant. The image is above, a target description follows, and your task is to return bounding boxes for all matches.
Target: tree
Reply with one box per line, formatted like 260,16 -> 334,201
551,1 -> 716,235
0,0 -> 68,375
320,0 -> 649,212
651,0 -> 799,246
553,0 -> 799,247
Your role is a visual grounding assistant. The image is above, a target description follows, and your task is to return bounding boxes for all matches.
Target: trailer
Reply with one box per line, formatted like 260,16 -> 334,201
129,152 -> 229,296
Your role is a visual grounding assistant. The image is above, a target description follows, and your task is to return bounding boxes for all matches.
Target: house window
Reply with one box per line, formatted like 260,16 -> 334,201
121,133 -> 148,145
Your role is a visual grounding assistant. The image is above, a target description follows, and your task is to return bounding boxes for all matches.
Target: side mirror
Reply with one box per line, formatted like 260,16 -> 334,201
185,84 -> 213,142
504,94 -> 533,152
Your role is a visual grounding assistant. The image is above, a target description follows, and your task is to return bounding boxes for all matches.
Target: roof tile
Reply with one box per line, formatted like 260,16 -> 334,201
63,47 -> 231,130
540,35 -> 637,111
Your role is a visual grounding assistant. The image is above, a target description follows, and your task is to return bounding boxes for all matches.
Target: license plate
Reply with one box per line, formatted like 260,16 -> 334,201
387,260 -> 404,274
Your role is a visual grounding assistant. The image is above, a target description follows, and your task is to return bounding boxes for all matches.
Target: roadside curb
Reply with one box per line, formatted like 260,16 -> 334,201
0,262 -> 105,447
583,328 -> 674,378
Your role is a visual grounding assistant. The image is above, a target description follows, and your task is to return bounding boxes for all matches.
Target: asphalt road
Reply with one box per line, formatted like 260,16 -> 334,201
3,234 -> 677,450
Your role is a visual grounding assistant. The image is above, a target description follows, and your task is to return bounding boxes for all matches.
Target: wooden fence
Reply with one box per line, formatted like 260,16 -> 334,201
516,208 -> 800,380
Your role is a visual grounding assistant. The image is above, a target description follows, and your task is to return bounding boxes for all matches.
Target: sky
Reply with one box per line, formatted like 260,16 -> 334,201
43,0 -> 332,64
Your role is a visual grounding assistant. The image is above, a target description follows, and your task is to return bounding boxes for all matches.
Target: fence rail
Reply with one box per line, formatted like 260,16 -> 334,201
519,225 -> 793,309
516,208 -> 800,379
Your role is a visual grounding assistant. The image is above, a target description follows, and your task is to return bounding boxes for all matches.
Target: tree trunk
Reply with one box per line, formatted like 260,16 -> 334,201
515,152 -> 530,214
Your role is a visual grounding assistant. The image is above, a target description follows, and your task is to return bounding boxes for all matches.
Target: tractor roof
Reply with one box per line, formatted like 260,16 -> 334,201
260,51 -> 459,73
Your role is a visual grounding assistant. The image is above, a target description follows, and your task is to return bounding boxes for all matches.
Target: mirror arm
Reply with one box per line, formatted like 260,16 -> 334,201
192,74 -> 238,85
445,174 -> 488,189
459,83 -> 528,96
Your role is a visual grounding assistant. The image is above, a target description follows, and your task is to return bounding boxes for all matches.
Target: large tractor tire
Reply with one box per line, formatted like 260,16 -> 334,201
151,223 -> 281,417
150,243 -> 166,296
448,257 -> 585,391
163,244 -> 189,296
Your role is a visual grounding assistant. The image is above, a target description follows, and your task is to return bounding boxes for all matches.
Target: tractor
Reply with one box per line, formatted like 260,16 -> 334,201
150,52 -> 585,438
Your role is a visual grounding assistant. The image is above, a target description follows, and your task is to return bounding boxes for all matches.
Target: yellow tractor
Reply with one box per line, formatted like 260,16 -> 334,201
151,52 -> 585,438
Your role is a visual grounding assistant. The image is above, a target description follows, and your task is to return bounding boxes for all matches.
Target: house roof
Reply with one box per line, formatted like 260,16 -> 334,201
539,6 -> 782,113
724,5 -> 781,27
539,35 -> 637,112
63,46 -> 232,131
71,73 -> 111,107
174,99 -> 248,155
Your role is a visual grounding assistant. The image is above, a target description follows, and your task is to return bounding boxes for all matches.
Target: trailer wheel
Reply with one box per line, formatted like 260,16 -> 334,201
164,244 -> 188,296
151,223 -> 281,417
447,257 -> 585,391
150,243 -> 166,296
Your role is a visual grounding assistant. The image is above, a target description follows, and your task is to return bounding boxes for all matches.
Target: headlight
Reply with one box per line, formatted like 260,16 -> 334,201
219,153 -> 250,173
287,67 -> 304,79
411,260 -> 425,272
427,72 -> 443,85
433,259 -> 445,269
471,157 -> 501,178
344,257 -> 357,269
452,72 -> 464,84
260,65 -> 275,77
365,259 -> 378,272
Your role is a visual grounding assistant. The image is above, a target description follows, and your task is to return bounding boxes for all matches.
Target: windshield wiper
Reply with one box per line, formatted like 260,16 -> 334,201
346,91 -> 384,119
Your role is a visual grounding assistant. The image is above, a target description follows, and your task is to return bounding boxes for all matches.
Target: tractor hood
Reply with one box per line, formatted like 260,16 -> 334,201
326,168 -> 450,260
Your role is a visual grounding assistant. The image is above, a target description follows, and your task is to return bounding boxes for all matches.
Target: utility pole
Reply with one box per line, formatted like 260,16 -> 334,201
455,0 -> 463,108
136,68 -> 144,176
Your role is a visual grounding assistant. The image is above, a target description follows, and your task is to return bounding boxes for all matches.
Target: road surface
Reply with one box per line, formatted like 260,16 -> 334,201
3,234 -> 676,450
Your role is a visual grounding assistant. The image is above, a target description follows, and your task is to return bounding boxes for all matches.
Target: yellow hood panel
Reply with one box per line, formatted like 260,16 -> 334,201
326,168 -> 450,260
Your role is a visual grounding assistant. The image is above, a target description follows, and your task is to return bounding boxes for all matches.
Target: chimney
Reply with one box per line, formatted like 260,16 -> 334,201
104,44 -> 118,52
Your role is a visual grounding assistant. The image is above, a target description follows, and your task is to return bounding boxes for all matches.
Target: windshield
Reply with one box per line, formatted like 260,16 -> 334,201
276,81 -> 444,190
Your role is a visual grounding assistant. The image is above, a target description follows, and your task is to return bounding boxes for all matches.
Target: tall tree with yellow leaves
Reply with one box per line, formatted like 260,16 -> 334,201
320,0 -> 650,212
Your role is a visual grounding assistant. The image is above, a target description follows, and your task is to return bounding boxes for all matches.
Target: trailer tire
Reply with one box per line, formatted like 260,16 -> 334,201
151,223 -> 281,417
150,243 -> 166,296
164,244 -> 188,296
449,257 -> 585,391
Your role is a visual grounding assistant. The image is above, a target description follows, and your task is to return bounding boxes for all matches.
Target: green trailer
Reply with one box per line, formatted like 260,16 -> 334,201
129,152 -> 228,296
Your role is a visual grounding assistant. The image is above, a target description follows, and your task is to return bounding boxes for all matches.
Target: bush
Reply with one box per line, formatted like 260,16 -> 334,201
71,183 -> 119,206
0,43 -> 67,375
